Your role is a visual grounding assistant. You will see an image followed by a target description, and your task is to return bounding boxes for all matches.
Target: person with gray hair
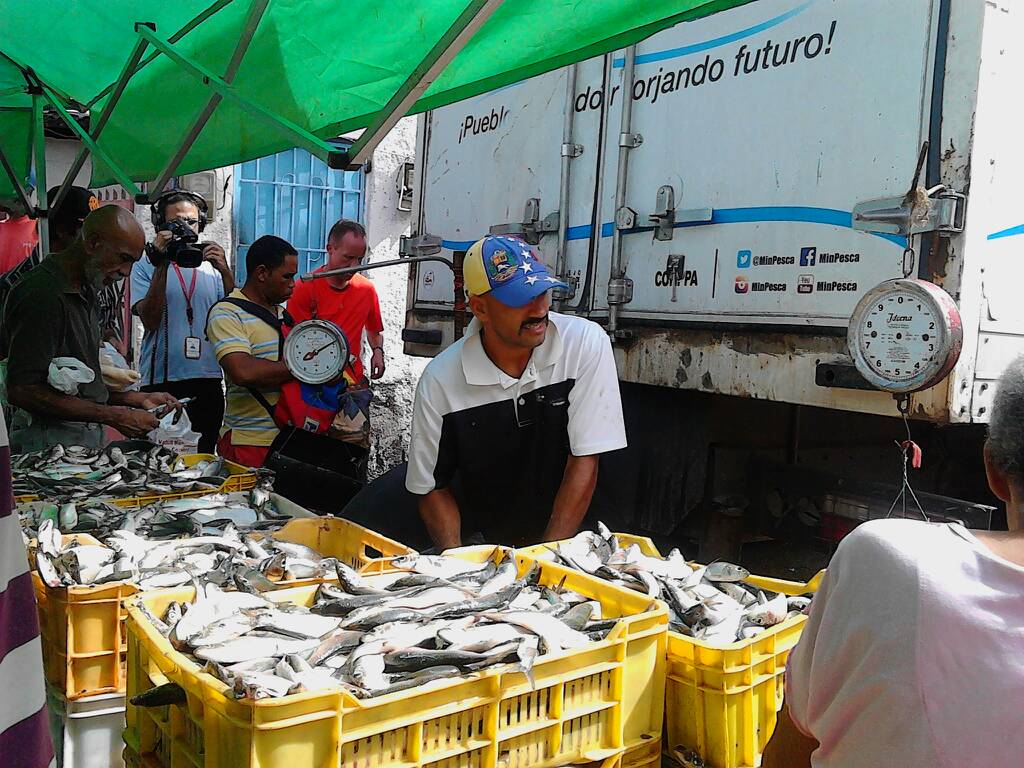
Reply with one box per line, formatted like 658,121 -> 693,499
1,206 -> 178,451
777,355 -> 1024,766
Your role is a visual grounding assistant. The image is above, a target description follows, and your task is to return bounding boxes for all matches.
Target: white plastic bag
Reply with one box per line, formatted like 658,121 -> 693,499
47,357 -> 95,395
99,342 -> 141,392
147,407 -> 201,454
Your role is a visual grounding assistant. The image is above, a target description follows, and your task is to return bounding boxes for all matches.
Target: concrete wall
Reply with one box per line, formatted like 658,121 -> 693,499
43,124 -> 425,478
361,118 -> 427,478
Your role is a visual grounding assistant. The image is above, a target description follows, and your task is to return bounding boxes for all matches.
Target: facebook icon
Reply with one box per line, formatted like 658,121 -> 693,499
736,249 -> 752,269
800,246 -> 817,267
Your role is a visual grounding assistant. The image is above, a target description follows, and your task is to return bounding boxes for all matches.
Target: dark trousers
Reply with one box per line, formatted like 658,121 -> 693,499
143,378 -> 225,454
341,461 -> 612,552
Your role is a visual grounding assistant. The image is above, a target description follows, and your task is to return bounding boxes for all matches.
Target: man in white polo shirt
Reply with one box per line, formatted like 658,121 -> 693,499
406,235 -> 627,547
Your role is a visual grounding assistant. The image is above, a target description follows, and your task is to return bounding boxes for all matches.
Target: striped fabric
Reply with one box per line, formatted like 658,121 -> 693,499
0,411 -> 54,767
206,289 -> 282,447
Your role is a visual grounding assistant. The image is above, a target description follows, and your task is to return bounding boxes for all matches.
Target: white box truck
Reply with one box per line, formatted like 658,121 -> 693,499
399,0 -> 1016,545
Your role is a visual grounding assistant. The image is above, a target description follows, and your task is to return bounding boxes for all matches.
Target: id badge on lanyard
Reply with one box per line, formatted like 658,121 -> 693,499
173,265 -> 202,360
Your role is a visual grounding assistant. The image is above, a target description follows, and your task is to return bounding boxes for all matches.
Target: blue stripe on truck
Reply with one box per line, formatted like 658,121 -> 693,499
612,1 -> 814,68
987,224 -> 1024,241
441,205 -> 906,250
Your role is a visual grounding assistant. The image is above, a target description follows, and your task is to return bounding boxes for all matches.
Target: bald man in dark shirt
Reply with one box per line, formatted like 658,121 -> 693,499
1,206 -> 178,452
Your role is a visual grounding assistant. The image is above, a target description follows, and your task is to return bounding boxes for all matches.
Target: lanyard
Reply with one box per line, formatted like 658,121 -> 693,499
172,264 -> 198,328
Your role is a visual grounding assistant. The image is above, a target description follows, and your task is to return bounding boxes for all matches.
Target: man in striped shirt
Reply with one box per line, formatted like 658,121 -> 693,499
0,408 -> 53,766
206,236 -> 298,467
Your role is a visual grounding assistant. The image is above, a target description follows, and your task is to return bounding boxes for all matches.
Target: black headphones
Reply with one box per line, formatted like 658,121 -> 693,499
150,190 -> 208,232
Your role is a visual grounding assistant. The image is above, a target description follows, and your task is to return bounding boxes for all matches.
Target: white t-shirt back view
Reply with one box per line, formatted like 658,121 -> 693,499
786,519 -> 1024,767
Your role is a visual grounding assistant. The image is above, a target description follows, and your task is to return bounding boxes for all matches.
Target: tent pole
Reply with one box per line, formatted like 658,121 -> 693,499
39,85 -> 143,198
31,90 -> 49,254
135,26 -> 346,176
52,34 -> 150,215
0,142 -> 33,214
146,0 -> 270,200
340,0 -> 506,169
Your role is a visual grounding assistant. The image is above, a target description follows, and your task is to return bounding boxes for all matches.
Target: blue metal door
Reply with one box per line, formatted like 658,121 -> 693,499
233,147 -> 363,282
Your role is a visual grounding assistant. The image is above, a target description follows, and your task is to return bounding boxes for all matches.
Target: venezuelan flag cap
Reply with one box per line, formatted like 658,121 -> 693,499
463,235 -> 569,308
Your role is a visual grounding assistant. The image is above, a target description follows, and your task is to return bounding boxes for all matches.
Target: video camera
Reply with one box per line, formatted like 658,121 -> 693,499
153,218 -> 207,268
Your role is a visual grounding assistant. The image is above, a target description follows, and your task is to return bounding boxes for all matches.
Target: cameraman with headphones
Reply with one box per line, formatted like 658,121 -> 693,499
131,191 -> 233,452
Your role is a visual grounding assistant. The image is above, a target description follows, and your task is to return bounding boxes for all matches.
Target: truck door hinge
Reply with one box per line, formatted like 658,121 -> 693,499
615,206 -> 637,231
607,277 -> 634,305
852,187 -> 967,237
399,233 -> 442,258
489,198 -> 560,245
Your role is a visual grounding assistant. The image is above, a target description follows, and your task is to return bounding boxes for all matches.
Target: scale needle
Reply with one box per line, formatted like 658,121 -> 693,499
303,339 -> 339,361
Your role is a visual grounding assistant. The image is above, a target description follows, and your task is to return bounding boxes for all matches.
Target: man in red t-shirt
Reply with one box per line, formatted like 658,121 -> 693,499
289,219 -> 384,446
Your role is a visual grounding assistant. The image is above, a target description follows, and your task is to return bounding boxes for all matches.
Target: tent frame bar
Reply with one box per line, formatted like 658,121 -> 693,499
339,0 -> 506,169
51,33 -> 151,215
39,83 -> 143,197
147,0 -> 270,200
134,24 -> 346,185
0,141 -> 32,213
31,90 -> 49,253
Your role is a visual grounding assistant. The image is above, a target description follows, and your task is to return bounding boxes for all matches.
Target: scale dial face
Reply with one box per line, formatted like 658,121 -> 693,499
283,319 -> 350,385
848,278 -> 962,394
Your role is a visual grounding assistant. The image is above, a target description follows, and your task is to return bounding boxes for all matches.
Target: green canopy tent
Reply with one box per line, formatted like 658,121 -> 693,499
0,0 -> 750,250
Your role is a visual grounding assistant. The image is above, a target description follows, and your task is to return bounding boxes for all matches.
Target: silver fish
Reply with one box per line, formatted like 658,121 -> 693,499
704,561 -> 751,583
481,610 -> 590,653
172,584 -> 267,647
527,524 -> 812,647
383,647 -> 492,673
787,595 -> 812,613
437,623 -> 529,653
389,554 -> 491,579
478,554 -> 518,596
233,672 -> 296,700
251,609 -> 340,640
351,653 -> 388,692
307,630 -> 364,666
743,592 -> 788,627
334,562 -> 389,596
269,539 -> 323,562
194,633 -> 319,665
35,552 -> 63,587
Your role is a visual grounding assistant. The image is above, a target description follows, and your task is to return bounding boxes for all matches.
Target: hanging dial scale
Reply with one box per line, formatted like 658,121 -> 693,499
847,278 -> 962,394
283,319 -> 351,385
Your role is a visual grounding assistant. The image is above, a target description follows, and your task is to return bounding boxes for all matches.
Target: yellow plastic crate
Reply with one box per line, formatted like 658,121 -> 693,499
30,495 -> 326,701
123,741 -> 632,768
621,736 -> 662,768
124,550 -> 668,768
265,515 -> 414,587
523,534 -> 823,768
32,534 -> 139,701
106,453 -> 257,509
15,453 -> 256,507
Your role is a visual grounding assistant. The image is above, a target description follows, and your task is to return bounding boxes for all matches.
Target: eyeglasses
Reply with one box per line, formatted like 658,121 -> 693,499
176,217 -> 200,225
